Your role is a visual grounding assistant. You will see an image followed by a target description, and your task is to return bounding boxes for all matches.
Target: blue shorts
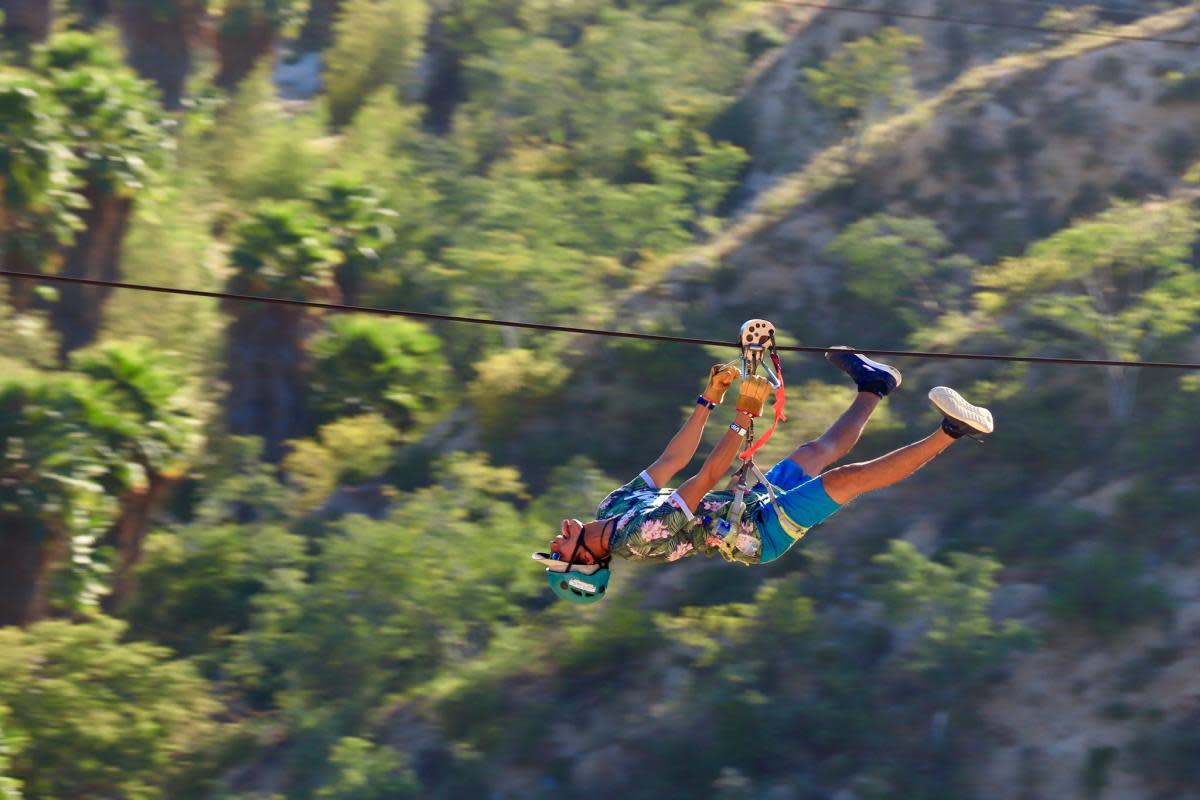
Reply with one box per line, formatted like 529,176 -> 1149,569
756,459 -> 841,563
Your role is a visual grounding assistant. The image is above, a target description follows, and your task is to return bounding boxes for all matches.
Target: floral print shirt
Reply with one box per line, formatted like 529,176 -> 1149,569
597,473 -> 769,566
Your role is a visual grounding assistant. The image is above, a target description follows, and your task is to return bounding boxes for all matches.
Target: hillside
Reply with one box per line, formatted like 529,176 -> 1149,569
1,2 -> 1199,799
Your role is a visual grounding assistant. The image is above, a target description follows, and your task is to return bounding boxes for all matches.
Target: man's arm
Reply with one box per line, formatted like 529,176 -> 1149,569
673,409 -> 754,512
644,404 -> 711,489
644,364 -> 740,488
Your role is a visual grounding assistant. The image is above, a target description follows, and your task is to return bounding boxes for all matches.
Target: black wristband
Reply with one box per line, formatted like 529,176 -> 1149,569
696,395 -> 716,410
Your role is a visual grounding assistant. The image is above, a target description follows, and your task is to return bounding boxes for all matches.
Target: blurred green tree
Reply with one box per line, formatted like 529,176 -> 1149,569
826,213 -> 975,340
455,6 -> 745,179
113,0 -> 207,109
804,26 -> 923,126
324,0 -> 429,128
310,175 -> 397,305
282,412 -> 400,512
0,375 -> 126,624
0,73 -> 82,297
872,540 -> 1032,698
223,200 -> 341,460
973,200 -> 1200,418
233,453 -> 537,724
314,737 -> 419,800
0,617 -> 218,799
124,523 -> 306,663
33,32 -> 169,356
0,707 -> 22,800
70,341 -> 199,610
215,0 -> 305,90
309,315 -> 450,430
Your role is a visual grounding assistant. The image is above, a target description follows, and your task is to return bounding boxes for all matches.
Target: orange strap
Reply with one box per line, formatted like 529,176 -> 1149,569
739,352 -> 786,461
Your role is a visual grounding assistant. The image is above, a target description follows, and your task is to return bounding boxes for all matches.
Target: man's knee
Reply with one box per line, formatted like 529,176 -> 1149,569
789,440 -> 836,476
819,464 -> 864,505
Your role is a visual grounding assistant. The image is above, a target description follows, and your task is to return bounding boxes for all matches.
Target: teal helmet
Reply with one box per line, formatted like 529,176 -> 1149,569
532,552 -> 611,604
547,563 -> 611,603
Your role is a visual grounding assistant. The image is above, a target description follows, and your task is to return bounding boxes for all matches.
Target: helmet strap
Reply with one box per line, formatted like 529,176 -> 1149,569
567,518 -> 613,569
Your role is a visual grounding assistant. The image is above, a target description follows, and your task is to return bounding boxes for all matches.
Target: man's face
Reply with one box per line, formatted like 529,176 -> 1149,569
551,518 -> 597,566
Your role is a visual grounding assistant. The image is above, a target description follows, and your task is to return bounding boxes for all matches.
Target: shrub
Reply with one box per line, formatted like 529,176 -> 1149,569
0,618 -> 219,799
324,0 -> 429,128
1050,546 -> 1173,635
1131,712 -> 1200,789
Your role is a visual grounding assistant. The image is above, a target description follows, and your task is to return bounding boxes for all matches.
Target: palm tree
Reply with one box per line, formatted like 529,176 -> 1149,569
34,34 -> 169,358
0,0 -> 52,53
214,0 -> 300,91
224,201 -> 342,461
114,0 -> 207,109
0,73 -> 82,310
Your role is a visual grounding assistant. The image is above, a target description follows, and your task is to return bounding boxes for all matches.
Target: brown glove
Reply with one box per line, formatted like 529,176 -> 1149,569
736,375 -> 773,417
702,363 -> 742,405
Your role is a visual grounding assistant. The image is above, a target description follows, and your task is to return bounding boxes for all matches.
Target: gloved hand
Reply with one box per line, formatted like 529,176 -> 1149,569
702,363 -> 742,405
736,375 -> 773,417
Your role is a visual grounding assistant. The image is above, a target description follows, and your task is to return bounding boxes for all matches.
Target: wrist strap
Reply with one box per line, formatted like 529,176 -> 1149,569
729,422 -> 748,437
696,395 -> 716,410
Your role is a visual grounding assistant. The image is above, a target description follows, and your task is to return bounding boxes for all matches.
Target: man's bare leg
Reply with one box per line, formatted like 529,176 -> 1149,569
788,392 -> 880,476
789,348 -> 903,476
820,429 -> 955,504
819,386 -> 994,504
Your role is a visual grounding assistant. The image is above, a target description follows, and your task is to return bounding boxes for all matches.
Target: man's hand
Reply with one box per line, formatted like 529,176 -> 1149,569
702,363 -> 741,405
736,375 -> 773,417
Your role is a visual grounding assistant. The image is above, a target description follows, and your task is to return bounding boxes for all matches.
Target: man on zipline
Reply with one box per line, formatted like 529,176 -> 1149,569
536,347 -> 994,602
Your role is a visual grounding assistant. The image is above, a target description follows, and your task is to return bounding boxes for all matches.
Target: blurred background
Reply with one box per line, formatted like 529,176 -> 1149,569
1,0 -> 1199,798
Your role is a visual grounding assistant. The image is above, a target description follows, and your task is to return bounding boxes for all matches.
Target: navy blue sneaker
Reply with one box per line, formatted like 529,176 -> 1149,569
929,386 -> 994,439
826,347 -> 902,397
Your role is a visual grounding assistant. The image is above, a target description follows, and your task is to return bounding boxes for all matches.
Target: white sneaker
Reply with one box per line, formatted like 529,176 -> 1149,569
929,386 -> 994,437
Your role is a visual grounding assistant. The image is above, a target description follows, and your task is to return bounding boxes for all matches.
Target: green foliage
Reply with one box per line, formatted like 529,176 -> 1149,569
973,200 -> 1200,418
310,174 -> 396,301
308,315 -> 449,430
0,617 -> 219,800
456,6 -> 746,177
124,524 -> 306,661
202,66 -> 326,203
826,213 -> 973,338
804,27 -> 924,125
0,348 -> 196,615
0,72 -> 82,269
0,282 -> 59,370
227,200 -> 341,300
314,737 -> 419,800
467,347 -> 566,438
1157,68 -> 1200,104
216,0 -> 306,35
324,0 -> 429,128
526,455 -> 616,531
34,32 -> 169,197
0,376 -> 125,597
283,413 -> 400,511
872,540 -> 1032,692
70,341 -> 198,476
1049,545 -> 1173,636
0,710 -> 22,800
234,453 -> 538,721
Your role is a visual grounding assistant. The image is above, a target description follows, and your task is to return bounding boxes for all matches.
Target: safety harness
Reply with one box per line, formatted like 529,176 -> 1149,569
710,319 -> 788,561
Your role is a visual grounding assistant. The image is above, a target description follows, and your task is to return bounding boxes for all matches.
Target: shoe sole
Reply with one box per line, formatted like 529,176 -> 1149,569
929,386 -> 994,434
827,347 -> 902,389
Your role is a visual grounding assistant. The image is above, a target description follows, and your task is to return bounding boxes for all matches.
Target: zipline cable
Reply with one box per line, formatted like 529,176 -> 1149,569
954,0 -> 1177,21
777,0 -> 1200,46
5,269 -> 1200,371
